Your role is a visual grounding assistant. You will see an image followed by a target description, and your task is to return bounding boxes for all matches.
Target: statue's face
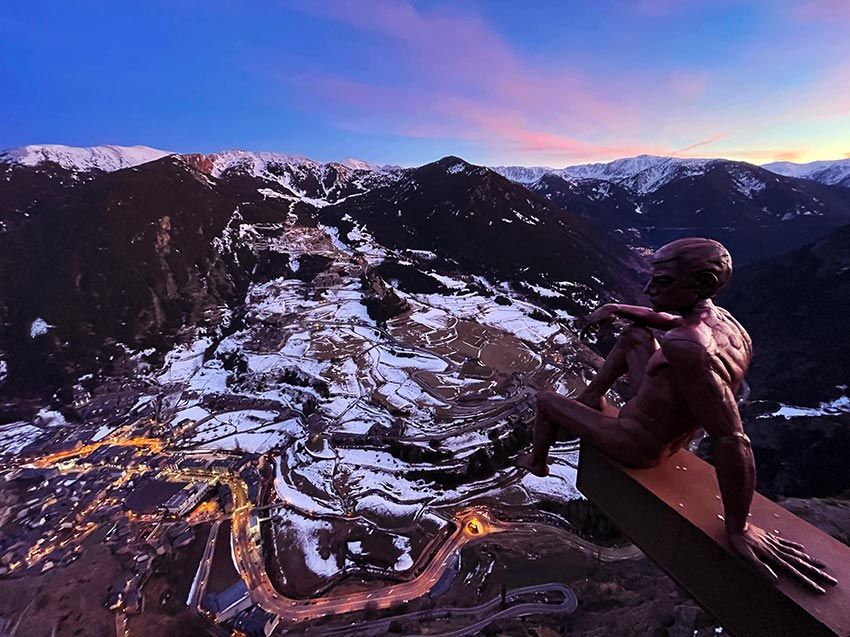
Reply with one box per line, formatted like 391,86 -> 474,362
644,260 -> 701,312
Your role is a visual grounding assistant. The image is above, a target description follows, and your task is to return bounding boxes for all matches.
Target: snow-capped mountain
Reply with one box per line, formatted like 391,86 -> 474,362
185,149 -> 402,204
0,144 -> 397,180
496,153 -> 850,196
489,165 -> 557,185
0,144 -> 406,212
493,155 -> 744,195
0,144 -> 173,172
0,149 -> 644,398
564,155 -> 720,195
493,154 -> 850,264
494,155 -> 725,195
763,158 -> 850,188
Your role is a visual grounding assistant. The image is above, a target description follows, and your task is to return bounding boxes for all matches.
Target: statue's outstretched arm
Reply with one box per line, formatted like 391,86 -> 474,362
663,338 -> 838,594
581,303 -> 684,336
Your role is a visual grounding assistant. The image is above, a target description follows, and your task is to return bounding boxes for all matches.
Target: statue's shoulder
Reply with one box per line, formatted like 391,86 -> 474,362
662,323 -> 710,347
709,305 -> 753,356
660,329 -> 710,368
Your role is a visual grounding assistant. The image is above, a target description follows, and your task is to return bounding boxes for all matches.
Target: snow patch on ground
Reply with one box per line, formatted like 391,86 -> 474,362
0,422 -> 45,455
30,318 -> 52,338
411,292 -> 559,344
427,272 -> 467,290
523,282 -> 562,298
157,338 -> 211,385
36,408 -> 66,427
274,456 -> 340,515
393,535 -> 413,571
759,395 -> 850,419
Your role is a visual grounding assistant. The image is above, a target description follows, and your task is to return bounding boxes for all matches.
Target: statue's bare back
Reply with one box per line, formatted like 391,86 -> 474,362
620,304 -> 753,460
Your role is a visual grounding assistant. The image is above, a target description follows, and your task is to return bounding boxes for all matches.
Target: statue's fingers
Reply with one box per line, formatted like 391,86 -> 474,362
740,544 -> 778,582
765,536 -> 826,568
763,547 -> 828,594
771,536 -> 806,552
782,553 -> 838,587
766,543 -> 838,586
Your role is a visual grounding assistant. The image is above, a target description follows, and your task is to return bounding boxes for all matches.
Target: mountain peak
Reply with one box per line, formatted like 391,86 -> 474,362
0,144 -> 173,172
762,158 -> 850,188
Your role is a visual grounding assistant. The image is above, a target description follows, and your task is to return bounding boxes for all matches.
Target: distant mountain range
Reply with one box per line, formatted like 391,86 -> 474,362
493,155 -> 850,265
4,144 -> 848,189
5,145 -> 849,267
762,158 -> 850,188
1,144 -> 849,408
495,154 -> 850,191
0,146 -> 641,400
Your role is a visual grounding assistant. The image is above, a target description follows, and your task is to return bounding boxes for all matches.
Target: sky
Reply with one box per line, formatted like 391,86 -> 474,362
2,0 -> 849,167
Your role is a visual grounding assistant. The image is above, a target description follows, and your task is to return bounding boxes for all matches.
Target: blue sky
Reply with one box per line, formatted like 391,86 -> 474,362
2,1 -> 849,166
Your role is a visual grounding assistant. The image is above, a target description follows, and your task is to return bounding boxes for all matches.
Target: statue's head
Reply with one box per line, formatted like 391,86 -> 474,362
645,238 -> 732,312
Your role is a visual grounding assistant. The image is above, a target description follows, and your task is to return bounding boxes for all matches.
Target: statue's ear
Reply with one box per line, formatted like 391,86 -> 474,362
693,270 -> 719,292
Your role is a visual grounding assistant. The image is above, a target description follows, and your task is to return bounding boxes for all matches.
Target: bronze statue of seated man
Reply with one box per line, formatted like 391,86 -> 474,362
518,237 -> 837,594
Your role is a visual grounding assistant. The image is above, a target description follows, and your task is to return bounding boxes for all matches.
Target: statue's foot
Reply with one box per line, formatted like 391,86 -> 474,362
516,453 -> 549,477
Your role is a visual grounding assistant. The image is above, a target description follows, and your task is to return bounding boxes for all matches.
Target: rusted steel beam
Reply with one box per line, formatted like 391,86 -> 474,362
577,441 -> 850,637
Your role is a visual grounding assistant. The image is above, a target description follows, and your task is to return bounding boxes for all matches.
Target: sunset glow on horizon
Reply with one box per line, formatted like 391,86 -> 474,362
2,0 -> 849,167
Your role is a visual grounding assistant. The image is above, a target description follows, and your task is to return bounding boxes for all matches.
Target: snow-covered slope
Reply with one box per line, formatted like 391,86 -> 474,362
198,150 -> 317,178
565,155 -> 719,194
198,150 -> 398,178
763,158 -> 850,188
189,149 -> 402,205
0,144 -> 173,172
494,155 -> 721,195
490,165 -> 563,185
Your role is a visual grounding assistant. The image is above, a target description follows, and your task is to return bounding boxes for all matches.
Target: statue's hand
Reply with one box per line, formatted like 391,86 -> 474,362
579,304 -> 618,339
728,523 -> 838,594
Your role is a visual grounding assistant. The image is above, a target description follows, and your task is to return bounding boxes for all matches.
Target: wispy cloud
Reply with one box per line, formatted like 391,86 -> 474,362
280,0 -> 850,165
288,0 -> 688,162
672,134 -> 727,156
791,0 -> 850,21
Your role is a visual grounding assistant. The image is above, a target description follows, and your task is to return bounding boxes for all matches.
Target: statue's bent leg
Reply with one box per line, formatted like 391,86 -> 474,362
520,391 -> 612,476
580,325 -> 659,408
520,389 -> 659,476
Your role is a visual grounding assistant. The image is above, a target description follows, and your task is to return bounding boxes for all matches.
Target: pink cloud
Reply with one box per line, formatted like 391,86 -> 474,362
702,147 -> 812,164
289,1 -> 681,162
773,151 -> 805,161
285,0 -> 846,165
792,0 -> 850,21
671,134 -> 727,156
303,73 -> 669,162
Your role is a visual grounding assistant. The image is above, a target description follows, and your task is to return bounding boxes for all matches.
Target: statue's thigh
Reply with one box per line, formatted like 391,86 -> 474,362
594,417 -> 661,469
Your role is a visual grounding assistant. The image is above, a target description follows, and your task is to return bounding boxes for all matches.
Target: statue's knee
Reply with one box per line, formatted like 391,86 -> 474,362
620,325 -> 654,348
536,390 -> 559,414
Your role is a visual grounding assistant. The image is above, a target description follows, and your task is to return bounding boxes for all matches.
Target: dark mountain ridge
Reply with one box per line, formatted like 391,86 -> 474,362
319,156 -> 646,315
0,156 -> 286,396
720,222 -> 850,406
524,160 -> 850,265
